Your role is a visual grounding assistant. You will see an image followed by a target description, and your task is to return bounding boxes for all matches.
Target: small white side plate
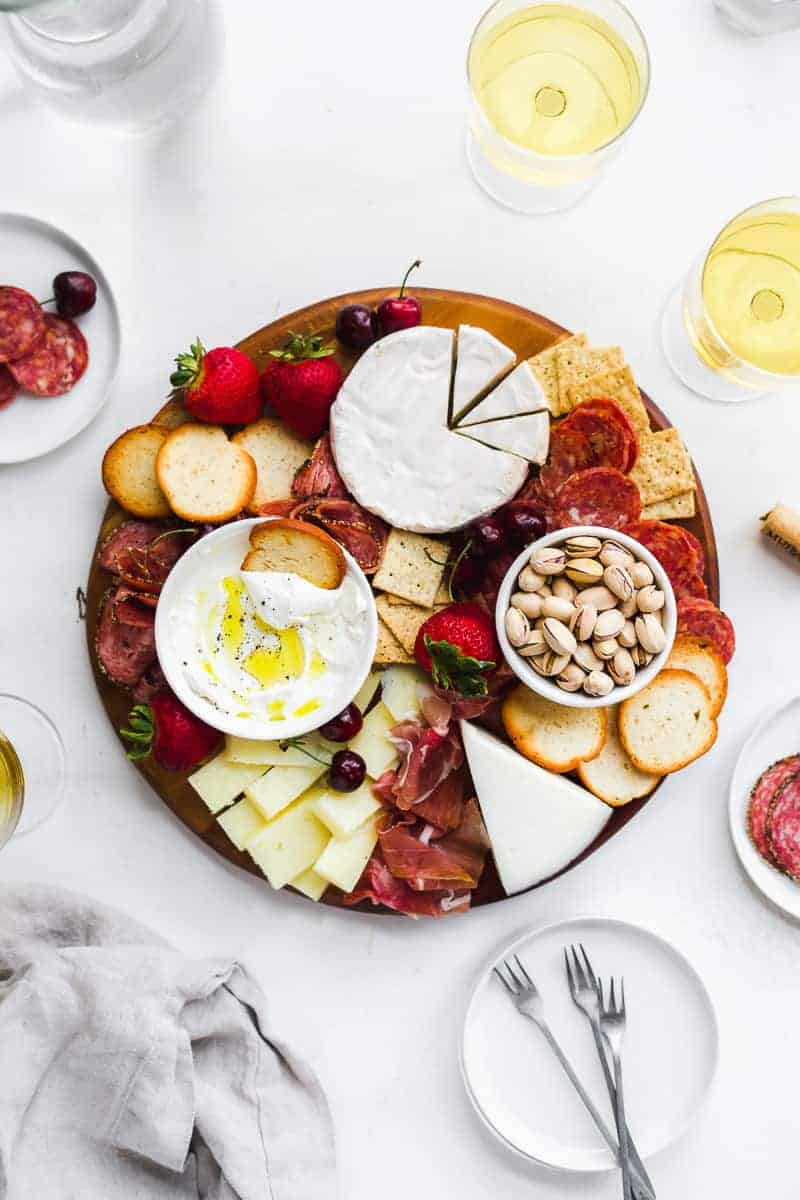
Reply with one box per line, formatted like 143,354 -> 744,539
729,694 -> 800,919
461,917 -> 718,1173
0,213 -> 120,463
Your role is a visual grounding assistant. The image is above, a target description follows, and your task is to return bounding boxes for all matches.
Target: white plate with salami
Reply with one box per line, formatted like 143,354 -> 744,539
461,917 -> 719,1173
0,213 -> 120,464
730,694 -> 800,919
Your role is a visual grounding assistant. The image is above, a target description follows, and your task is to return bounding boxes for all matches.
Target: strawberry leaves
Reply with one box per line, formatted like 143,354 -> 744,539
423,635 -> 495,698
268,332 -> 335,363
119,704 -> 155,761
170,338 -> 206,389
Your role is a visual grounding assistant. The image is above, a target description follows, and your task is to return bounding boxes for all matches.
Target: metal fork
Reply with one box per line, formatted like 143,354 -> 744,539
565,945 -> 655,1199
599,978 -> 633,1200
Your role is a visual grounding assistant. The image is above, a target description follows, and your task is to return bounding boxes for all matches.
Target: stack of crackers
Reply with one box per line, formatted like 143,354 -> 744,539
528,334 -> 696,520
371,530 -> 451,665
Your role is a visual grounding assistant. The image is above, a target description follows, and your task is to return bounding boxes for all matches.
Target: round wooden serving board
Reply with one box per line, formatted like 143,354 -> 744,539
87,288 -> 720,915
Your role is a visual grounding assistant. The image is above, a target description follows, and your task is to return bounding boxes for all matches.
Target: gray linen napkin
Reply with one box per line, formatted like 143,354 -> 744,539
0,883 -> 337,1200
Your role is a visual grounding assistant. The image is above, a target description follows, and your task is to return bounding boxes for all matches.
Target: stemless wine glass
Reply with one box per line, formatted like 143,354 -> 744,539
0,695 -> 66,845
715,0 -> 800,34
1,0 -> 224,134
466,0 -> 650,215
662,197 -> 800,403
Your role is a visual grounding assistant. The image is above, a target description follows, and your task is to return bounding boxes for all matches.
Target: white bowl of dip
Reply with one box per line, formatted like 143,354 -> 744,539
155,517 -> 378,740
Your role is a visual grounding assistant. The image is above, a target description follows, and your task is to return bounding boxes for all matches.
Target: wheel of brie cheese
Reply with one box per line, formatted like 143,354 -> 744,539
329,325 -> 549,534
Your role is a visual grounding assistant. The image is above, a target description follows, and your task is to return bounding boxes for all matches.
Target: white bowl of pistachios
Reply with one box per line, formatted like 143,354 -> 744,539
496,526 -> 677,710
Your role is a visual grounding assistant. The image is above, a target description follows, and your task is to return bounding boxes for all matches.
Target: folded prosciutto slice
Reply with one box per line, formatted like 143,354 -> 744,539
379,799 -> 489,892
292,433 -> 348,499
290,497 -> 388,574
377,721 -> 464,811
343,856 -> 471,917
412,766 -> 467,833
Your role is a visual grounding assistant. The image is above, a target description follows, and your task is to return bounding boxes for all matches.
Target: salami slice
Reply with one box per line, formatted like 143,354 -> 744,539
8,314 -> 88,396
626,519 -> 701,592
95,586 -> 157,687
0,286 -> 45,363
98,520 -> 193,593
560,399 -> 638,474
551,467 -> 641,531
0,364 -> 18,410
748,756 -> 800,864
674,571 -> 708,601
677,597 -> 735,663
766,775 -> 800,881
539,425 -> 594,495
678,526 -> 706,577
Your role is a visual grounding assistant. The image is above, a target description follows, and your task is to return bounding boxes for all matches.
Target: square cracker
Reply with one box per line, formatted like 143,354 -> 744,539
567,365 -> 651,437
528,334 -> 586,417
557,344 -> 624,414
385,577 -> 452,607
375,595 -> 444,655
630,428 -> 695,506
642,490 -> 696,520
372,529 -> 449,608
374,618 -> 413,665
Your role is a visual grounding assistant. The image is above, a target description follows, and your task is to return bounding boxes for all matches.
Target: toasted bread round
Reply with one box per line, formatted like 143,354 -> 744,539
577,706 -> 661,806
618,669 -> 717,775
241,517 -> 346,589
152,395 -> 192,430
102,424 -> 171,519
501,685 -> 607,774
666,635 -> 728,719
156,424 -> 256,523
231,418 -> 313,513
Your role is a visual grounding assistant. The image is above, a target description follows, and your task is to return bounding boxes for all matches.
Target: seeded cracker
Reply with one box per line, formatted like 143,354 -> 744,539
556,344 -> 624,415
375,594 -> 445,655
372,529 -> 450,608
629,428 -> 695,505
642,491 -> 696,520
568,365 -> 651,438
528,334 -> 585,416
374,617 -> 414,665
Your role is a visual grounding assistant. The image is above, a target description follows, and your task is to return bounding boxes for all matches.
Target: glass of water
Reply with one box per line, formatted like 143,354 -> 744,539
2,0 -> 224,134
715,0 -> 800,33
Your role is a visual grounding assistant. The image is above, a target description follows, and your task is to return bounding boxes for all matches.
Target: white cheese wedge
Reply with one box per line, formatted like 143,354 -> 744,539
188,755 -> 268,814
330,326 -> 528,533
244,763 -> 327,820
353,670 -> 382,714
314,815 -> 380,893
217,797 -> 268,851
310,779 -> 382,839
459,361 -> 547,426
460,721 -> 612,895
248,794 -> 331,890
381,665 -> 432,722
290,867 -> 329,902
451,324 -> 516,424
346,701 -> 399,780
224,733 -> 334,766
458,409 -> 550,464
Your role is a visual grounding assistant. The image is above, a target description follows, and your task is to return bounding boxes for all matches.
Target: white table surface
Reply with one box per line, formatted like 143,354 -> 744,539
1,2 -> 799,1195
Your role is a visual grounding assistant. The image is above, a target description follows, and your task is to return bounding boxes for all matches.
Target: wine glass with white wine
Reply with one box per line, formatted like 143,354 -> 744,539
0,695 -> 65,848
466,0 -> 650,214
662,197 -> 800,403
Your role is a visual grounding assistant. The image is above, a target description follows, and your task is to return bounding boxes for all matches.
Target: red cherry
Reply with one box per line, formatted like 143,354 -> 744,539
329,750 -> 367,792
318,703 -> 363,743
469,515 -> 506,556
501,502 -> 548,544
377,260 -> 422,335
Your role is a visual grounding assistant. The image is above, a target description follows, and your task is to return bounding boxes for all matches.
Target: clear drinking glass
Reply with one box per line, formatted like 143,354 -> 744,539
2,0 -> 224,134
715,0 -> 800,34
0,695 -> 66,845
662,197 -> 800,403
466,0 -> 650,215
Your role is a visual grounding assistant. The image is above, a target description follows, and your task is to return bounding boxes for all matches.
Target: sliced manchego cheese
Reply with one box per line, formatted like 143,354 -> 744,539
313,814 -> 380,893
310,779 -> 382,839
224,733 -> 333,767
290,867 -> 329,901
381,665 -> 432,723
217,797 -> 268,851
460,721 -> 612,896
244,763 -> 327,820
248,794 -> 330,889
353,670 -> 382,714
346,702 -> 399,780
188,755 -> 268,814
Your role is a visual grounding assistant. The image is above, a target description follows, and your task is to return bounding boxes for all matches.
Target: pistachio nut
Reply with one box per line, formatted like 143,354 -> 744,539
618,619 -> 637,649
542,595 -> 575,622
570,603 -> 598,642
629,561 -> 654,588
511,591 -> 543,619
557,663 -> 587,693
599,541 -> 634,568
505,607 -> 530,647
584,669 -> 614,698
530,546 -> 566,576
565,557 -> 604,586
635,613 -> 666,655
551,576 -> 578,602
603,563 -> 634,603
637,585 -> 665,614
564,534 -> 602,558
594,608 -> 626,640
542,617 -> 577,657
609,648 -> 636,686
518,566 -> 547,593
573,641 -> 603,673
575,585 -> 617,612
593,637 -> 620,661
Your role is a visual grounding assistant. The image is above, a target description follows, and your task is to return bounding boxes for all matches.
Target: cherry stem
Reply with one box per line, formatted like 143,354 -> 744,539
39,297 -> 55,306
398,260 -> 421,299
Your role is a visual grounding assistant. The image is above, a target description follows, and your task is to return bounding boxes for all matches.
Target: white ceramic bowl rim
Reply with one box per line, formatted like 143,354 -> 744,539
154,517 -> 378,740
495,526 -> 677,709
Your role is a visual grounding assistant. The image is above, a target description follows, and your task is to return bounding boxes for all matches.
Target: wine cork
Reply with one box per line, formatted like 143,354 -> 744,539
761,503 -> 800,559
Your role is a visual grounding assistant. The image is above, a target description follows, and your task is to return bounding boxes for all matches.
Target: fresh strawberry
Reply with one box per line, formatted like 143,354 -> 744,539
260,332 -> 343,438
414,602 -> 499,697
170,338 -> 261,424
120,692 -> 222,771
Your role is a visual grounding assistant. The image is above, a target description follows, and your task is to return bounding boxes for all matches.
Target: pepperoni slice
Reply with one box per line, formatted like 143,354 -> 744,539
0,364 -> 18,410
767,775 -> 800,881
539,425 -> 594,494
560,399 -> 639,473
675,572 -> 708,601
552,467 -> 642,531
8,314 -> 88,396
0,286 -> 45,363
677,526 -> 706,577
677,597 -> 735,663
626,519 -> 700,591
748,756 -> 800,864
